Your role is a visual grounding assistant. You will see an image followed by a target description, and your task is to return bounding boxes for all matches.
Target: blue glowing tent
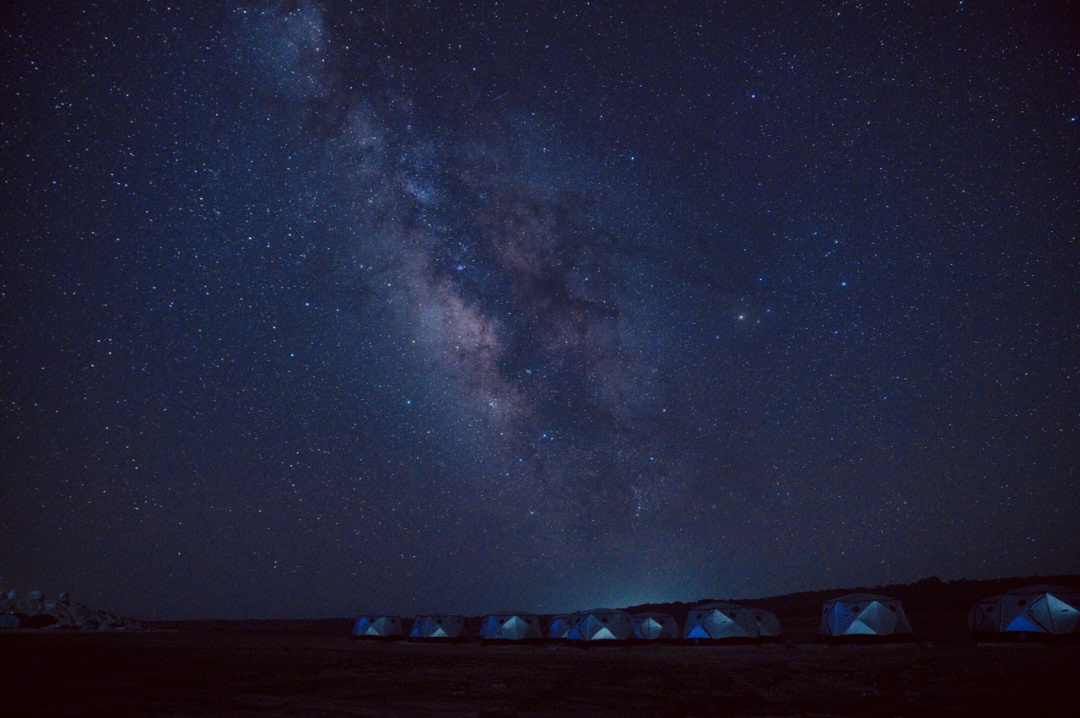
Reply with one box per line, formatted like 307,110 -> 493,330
566,609 -> 633,642
683,602 -> 781,642
352,615 -> 403,639
819,593 -> 914,639
969,585 -> 1080,637
478,612 -> 542,642
631,612 -> 679,640
548,614 -> 573,640
409,614 -> 466,640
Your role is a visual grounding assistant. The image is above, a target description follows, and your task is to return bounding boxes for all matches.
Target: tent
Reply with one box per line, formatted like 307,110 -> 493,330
409,614 -> 466,641
969,585 -> 1080,639
683,602 -> 781,642
478,613 -> 543,642
352,615 -> 404,640
819,593 -> 914,641
548,614 -> 573,640
566,609 -> 633,643
631,612 -> 679,641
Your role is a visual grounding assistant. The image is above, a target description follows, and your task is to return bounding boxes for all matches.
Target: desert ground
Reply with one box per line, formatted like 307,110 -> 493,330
3,628 -> 1079,717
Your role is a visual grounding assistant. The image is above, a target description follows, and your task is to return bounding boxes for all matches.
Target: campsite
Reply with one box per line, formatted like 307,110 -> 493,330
4,575 -> 1080,715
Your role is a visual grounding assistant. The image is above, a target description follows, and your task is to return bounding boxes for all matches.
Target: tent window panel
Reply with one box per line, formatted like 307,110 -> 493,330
1018,600 -> 1027,607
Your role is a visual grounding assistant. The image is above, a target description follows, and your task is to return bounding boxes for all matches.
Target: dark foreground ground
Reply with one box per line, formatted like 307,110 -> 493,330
3,630 -> 1080,717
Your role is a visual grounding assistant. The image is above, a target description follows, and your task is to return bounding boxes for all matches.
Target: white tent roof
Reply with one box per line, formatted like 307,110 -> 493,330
631,612 -> 679,640
970,585 -> 1080,635
548,614 -> 573,639
820,594 -> 913,637
410,614 -> 465,639
684,602 -> 780,640
479,613 -> 542,641
567,609 -> 633,641
353,615 -> 403,637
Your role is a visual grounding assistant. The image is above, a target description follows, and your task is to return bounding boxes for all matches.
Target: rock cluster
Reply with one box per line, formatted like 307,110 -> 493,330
0,588 -> 142,630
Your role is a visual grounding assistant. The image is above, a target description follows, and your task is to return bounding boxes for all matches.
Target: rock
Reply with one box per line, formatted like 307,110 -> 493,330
21,613 -> 59,629
0,589 -> 140,630
22,591 -> 44,616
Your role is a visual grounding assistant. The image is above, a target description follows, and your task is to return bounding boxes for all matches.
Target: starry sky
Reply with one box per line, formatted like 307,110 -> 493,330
2,1 -> 1078,620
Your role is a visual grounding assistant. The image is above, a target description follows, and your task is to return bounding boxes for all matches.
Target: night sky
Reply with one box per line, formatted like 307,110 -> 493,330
2,2 -> 1078,620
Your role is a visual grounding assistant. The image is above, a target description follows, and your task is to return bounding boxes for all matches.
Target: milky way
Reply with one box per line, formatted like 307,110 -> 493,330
2,1 -> 1078,618
231,3 -> 701,536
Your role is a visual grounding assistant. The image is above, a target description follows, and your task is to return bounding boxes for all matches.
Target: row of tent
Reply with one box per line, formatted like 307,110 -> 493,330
353,585 -> 1080,644
356,602 -> 783,643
